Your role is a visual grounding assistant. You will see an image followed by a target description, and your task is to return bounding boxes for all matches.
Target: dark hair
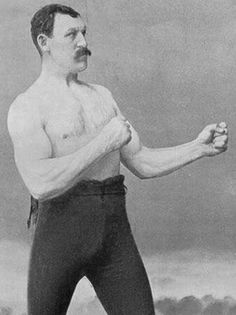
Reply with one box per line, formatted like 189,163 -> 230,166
31,4 -> 80,55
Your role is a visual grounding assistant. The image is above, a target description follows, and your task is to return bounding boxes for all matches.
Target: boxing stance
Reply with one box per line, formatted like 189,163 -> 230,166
7,4 -> 228,315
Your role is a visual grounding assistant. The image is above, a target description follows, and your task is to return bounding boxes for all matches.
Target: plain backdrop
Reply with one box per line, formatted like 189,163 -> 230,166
0,0 -> 236,310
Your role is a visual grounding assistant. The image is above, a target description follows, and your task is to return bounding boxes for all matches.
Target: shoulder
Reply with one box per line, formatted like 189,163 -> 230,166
73,80 -> 114,97
8,94 -> 31,126
91,84 -> 118,107
7,92 -> 40,137
90,83 -> 114,98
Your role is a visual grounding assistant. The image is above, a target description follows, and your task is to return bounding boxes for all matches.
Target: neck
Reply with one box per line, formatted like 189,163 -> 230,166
39,56 -> 77,87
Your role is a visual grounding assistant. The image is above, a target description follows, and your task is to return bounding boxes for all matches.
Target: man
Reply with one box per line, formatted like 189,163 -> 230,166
7,4 -> 228,315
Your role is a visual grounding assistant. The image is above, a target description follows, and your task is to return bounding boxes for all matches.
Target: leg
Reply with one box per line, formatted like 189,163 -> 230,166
27,199 -> 86,315
86,221 -> 155,315
27,231 -> 82,315
27,193 -> 107,314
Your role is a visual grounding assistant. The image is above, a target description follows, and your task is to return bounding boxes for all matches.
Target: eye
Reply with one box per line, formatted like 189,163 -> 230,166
66,32 -> 76,39
82,30 -> 86,36
70,32 -> 76,38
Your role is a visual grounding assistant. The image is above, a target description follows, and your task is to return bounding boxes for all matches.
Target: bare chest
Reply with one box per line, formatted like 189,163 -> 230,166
43,87 -> 116,156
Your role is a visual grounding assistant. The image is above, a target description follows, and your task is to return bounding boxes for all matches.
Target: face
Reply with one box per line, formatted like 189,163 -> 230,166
47,14 -> 90,73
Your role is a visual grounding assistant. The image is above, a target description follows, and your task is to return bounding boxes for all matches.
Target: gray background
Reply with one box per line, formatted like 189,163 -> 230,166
0,0 -> 236,313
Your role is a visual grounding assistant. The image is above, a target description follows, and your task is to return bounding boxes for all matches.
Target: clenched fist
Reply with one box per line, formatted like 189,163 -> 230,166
102,116 -> 132,151
196,122 -> 228,156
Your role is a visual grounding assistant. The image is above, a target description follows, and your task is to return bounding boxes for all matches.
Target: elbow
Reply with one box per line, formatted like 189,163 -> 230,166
126,157 -> 155,180
30,177 -> 71,201
30,182 -> 56,201
135,163 -> 166,180
124,155 -> 166,179
19,167 -> 64,201
131,164 -> 154,180
30,187 -> 50,201
135,172 -> 150,180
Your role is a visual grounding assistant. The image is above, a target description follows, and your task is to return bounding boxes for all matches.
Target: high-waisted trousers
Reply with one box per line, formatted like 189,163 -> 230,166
27,175 -> 155,315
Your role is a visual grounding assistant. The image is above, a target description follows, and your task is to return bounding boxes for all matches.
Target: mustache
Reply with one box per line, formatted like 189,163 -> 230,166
74,47 -> 92,59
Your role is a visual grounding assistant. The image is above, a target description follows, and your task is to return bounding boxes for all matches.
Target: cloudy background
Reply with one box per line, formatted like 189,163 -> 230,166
0,0 -> 236,313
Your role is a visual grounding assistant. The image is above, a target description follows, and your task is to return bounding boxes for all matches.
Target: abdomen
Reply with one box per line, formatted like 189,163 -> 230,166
79,150 -> 121,181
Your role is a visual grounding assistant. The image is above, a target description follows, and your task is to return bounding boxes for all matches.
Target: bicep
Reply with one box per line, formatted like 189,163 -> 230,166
14,128 -> 52,166
8,106 -> 52,171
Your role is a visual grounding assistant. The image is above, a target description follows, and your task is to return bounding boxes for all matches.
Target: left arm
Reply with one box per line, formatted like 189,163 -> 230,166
120,123 -> 228,179
104,87 -> 228,179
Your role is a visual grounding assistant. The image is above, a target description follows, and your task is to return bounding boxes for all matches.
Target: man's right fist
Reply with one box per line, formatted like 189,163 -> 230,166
102,116 -> 132,151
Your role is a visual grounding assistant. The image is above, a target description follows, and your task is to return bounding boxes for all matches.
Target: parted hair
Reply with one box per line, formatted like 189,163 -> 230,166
31,4 -> 80,55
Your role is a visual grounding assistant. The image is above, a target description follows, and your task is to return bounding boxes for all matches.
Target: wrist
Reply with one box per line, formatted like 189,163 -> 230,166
191,139 -> 208,158
99,129 -> 114,154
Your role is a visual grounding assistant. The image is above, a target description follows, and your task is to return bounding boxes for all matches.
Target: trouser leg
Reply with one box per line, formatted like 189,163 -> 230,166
86,197 -> 155,315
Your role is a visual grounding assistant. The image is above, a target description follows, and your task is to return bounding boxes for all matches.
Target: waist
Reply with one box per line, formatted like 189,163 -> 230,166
65,174 -> 126,196
28,175 -> 126,228
40,175 -> 126,205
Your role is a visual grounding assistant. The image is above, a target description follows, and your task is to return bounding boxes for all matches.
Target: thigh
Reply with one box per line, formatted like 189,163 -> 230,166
86,230 -> 155,315
27,194 -> 107,314
27,206 -> 85,315
27,234 -> 82,315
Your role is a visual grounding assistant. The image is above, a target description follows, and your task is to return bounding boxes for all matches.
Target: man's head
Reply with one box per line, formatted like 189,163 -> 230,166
31,4 -> 91,73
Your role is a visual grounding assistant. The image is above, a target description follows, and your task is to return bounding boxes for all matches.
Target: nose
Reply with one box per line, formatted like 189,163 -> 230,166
76,32 -> 87,48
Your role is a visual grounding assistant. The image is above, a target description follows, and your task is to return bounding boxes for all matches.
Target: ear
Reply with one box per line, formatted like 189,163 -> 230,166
37,34 -> 50,53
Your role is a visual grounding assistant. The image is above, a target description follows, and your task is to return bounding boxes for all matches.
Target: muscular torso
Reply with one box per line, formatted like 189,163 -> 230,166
28,80 -> 121,181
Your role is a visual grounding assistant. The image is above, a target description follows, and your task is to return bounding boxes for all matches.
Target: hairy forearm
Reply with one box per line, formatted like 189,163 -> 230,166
129,140 -> 205,179
18,133 -> 112,200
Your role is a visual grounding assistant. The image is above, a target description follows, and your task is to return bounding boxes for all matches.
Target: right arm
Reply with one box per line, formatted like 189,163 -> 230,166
7,99 -> 131,201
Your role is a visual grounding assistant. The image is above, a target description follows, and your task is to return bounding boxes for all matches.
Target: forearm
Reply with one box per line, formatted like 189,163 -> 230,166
18,132 -> 112,200
130,140 -> 205,179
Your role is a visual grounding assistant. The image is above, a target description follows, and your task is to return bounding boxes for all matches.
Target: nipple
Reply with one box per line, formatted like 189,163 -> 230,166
62,134 -> 69,140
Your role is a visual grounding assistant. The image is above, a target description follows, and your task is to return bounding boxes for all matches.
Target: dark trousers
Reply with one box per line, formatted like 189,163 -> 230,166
27,175 -> 155,315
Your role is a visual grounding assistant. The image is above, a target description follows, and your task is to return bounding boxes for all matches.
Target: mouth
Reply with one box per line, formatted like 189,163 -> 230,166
74,48 -> 92,60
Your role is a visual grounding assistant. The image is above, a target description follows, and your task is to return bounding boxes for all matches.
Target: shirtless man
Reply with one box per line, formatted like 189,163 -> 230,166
7,4 -> 228,315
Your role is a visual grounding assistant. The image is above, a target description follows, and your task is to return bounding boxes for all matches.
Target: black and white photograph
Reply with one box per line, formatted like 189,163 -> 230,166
0,0 -> 235,314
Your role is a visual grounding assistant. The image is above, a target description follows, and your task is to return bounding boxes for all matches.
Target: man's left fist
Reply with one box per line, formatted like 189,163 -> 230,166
196,122 -> 228,156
